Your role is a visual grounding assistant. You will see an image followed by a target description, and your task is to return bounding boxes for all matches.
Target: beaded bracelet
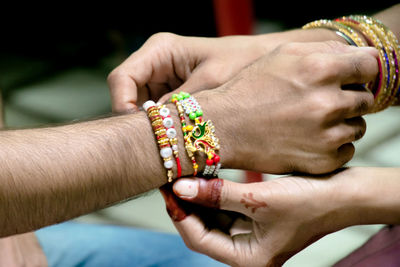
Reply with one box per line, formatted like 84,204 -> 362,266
170,94 -> 199,176
143,100 -> 175,182
178,92 -> 221,177
171,92 -> 221,177
159,105 -> 182,178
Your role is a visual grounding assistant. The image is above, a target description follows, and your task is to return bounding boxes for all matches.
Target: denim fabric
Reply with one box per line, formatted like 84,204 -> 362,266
36,222 -> 227,267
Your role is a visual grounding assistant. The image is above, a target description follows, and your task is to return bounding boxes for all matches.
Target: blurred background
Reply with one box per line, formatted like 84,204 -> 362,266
0,1 -> 398,266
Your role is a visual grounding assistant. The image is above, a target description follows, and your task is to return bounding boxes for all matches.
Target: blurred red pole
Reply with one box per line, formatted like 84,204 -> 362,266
213,0 -> 254,36
213,0 -> 262,183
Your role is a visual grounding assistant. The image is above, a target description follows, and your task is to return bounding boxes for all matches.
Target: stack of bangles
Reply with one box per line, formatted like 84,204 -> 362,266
303,15 -> 400,112
143,92 -> 221,183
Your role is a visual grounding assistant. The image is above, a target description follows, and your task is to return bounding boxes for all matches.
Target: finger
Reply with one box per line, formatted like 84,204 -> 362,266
345,116 -> 367,142
172,214 -> 237,265
173,178 -> 268,218
230,217 -> 252,236
327,117 -> 367,146
335,47 -> 379,85
159,183 -> 191,222
336,143 -> 355,166
108,55 -> 154,113
340,88 -> 374,117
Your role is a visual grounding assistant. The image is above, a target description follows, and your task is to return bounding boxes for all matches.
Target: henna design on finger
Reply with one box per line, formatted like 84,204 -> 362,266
160,184 -> 191,222
196,178 -> 224,208
240,193 -> 267,213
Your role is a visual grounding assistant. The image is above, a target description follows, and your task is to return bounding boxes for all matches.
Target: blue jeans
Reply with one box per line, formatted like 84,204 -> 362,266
36,222 -> 227,267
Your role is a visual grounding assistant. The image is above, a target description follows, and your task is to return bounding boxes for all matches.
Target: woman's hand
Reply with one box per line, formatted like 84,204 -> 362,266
167,167 -> 400,267
107,33 -> 269,112
0,232 -> 47,267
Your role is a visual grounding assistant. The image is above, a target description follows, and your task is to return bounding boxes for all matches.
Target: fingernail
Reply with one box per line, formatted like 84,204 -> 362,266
173,179 -> 199,198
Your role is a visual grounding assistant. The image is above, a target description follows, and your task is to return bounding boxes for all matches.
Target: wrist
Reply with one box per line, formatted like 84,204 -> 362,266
256,28 -> 350,54
191,90 -> 237,170
329,167 -> 400,228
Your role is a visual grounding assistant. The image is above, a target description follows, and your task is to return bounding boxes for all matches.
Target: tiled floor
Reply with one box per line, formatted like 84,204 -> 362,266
4,65 -> 400,266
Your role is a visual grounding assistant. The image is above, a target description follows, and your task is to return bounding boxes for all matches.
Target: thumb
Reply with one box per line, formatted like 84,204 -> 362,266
173,177 -> 267,218
156,63 -> 224,105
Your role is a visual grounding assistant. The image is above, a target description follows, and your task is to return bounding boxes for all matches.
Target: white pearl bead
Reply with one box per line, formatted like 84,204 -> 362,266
159,107 -> 170,117
163,117 -> 174,128
142,100 -> 156,112
166,128 -> 177,139
172,144 -> 178,151
160,147 -> 172,158
164,160 -> 173,169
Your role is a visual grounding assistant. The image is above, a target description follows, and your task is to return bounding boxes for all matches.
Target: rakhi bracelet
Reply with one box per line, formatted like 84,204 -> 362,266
303,19 -> 366,47
171,96 -> 199,176
173,92 -> 222,177
143,100 -> 175,182
159,105 -> 182,178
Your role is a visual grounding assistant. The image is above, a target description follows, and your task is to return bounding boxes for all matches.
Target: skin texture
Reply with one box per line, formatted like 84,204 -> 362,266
0,96 -> 48,266
171,167 -> 400,267
0,110 -> 198,237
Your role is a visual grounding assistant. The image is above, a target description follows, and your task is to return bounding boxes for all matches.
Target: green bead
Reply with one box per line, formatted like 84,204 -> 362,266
177,94 -> 184,101
195,110 -> 203,117
183,92 -> 191,99
171,94 -> 178,101
189,112 -> 196,120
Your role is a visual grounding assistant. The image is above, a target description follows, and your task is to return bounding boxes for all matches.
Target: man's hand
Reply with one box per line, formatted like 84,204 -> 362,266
107,33 -> 271,112
198,41 -> 378,174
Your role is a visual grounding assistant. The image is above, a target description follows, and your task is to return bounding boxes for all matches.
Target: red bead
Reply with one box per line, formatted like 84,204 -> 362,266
213,155 -> 220,163
206,159 -> 214,166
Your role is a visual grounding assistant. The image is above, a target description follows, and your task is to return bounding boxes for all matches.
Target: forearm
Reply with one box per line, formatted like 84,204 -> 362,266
374,4 -> 400,41
332,167 -> 400,229
254,4 -> 400,53
0,108 -> 196,237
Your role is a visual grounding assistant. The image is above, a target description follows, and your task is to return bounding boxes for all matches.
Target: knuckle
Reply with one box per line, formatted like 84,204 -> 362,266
148,32 -> 178,45
353,52 -> 379,81
310,91 -> 345,120
300,54 -> 340,83
350,56 -> 363,82
203,70 -> 224,86
356,95 -> 374,115
323,128 -> 342,147
276,42 -> 302,55
107,68 -> 124,85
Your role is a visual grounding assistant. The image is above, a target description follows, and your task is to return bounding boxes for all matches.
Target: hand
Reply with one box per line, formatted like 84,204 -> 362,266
196,41 -> 378,174
0,232 -> 48,267
107,33 -> 269,113
167,168 -> 380,267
